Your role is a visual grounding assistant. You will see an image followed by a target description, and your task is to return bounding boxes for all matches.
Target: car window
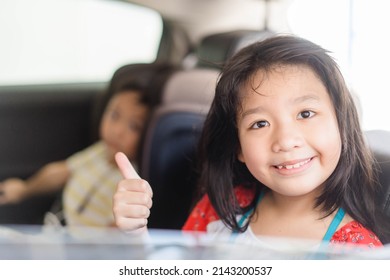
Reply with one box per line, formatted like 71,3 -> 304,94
0,0 -> 162,86
289,0 -> 390,131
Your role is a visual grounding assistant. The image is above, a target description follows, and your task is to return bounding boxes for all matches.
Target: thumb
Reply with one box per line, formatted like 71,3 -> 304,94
115,152 -> 140,179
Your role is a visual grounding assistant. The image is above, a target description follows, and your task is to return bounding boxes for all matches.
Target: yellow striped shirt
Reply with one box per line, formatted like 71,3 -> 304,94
63,141 -> 122,227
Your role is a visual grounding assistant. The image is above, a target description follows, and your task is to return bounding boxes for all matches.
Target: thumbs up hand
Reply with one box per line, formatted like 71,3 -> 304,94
113,152 -> 153,233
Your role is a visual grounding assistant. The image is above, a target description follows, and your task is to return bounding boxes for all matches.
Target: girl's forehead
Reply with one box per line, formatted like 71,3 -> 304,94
108,90 -> 143,106
240,64 -> 322,96
251,64 -> 313,82
113,89 -> 142,100
236,64 -> 332,115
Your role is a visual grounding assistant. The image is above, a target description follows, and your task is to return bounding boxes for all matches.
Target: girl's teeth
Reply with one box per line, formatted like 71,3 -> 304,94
277,159 -> 310,169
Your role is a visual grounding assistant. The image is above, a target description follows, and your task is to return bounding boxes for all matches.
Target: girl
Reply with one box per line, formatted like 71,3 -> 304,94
182,35 -> 389,246
113,36 -> 389,247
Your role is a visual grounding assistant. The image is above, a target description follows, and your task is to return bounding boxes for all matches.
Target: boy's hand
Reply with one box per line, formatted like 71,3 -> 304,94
0,178 -> 27,205
113,152 -> 153,233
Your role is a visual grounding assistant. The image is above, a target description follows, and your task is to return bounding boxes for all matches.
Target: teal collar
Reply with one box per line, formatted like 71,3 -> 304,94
321,208 -> 345,241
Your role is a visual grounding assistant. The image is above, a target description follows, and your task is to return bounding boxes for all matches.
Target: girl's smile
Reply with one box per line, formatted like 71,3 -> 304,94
272,156 -> 314,175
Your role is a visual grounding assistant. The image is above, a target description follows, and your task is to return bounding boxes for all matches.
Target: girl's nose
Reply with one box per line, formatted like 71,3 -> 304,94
110,121 -> 126,137
271,122 -> 304,153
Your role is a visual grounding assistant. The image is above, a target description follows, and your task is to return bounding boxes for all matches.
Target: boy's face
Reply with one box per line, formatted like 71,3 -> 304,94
100,90 -> 149,164
236,65 -> 341,198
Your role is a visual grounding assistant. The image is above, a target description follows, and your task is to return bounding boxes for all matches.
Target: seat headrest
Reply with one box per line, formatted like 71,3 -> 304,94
161,68 -> 219,107
196,29 -> 275,69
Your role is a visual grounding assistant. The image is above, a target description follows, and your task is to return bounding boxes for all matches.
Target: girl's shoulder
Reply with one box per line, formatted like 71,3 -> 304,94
331,221 -> 383,247
66,141 -> 106,170
182,185 -> 256,232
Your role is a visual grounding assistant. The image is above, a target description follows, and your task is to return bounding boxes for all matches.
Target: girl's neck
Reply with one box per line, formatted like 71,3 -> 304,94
265,189 -> 321,217
250,187 -> 338,240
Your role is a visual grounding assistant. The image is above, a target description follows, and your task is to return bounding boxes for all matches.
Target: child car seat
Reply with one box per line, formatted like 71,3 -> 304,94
140,68 -> 219,229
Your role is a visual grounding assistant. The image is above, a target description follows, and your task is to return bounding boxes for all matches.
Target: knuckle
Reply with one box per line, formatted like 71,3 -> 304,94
112,204 -> 121,215
144,208 -> 151,218
141,193 -> 150,205
117,179 -> 128,190
142,218 -> 148,227
139,179 -> 148,190
115,218 -> 127,230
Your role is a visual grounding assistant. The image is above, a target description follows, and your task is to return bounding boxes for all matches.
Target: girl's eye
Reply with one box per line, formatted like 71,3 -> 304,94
251,120 -> 270,129
297,110 -> 315,119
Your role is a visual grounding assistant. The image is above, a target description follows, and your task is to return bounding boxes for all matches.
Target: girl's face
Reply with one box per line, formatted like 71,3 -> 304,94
100,90 -> 149,164
237,65 -> 341,197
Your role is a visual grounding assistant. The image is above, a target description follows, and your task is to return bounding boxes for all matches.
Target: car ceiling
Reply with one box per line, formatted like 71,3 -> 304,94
123,0 -> 291,43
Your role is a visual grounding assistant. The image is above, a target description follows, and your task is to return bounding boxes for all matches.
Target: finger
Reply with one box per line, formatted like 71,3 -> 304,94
115,217 -> 148,232
115,204 -> 151,219
115,152 -> 140,179
114,190 -> 153,209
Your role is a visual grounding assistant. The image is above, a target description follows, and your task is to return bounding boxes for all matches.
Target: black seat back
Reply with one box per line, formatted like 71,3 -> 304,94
141,68 -> 219,229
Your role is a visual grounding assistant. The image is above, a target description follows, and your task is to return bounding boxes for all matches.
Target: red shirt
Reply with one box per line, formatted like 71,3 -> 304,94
183,186 -> 382,247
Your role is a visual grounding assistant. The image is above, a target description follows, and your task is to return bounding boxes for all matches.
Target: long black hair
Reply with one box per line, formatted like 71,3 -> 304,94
197,35 -> 390,243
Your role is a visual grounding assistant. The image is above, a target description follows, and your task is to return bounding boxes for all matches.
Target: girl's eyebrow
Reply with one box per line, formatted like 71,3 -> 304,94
241,94 -> 321,119
293,94 -> 321,104
241,106 -> 265,119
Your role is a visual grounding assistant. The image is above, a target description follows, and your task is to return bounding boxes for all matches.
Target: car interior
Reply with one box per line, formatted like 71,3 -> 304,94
0,0 -> 389,259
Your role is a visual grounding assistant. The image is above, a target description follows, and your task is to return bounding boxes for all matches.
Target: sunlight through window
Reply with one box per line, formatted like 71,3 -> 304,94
289,0 -> 390,131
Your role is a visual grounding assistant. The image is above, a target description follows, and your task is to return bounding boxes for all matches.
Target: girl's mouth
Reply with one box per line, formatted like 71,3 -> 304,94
274,157 -> 313,170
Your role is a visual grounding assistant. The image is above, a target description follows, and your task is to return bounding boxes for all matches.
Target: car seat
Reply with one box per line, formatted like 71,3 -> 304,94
140,68 -> 219,229
365,130 -> 390,217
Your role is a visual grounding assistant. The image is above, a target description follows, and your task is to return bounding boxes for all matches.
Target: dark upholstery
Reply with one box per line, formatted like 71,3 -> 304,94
365,130 -> 390,217
0,84 -> 98,224
141,69 -> 219,229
